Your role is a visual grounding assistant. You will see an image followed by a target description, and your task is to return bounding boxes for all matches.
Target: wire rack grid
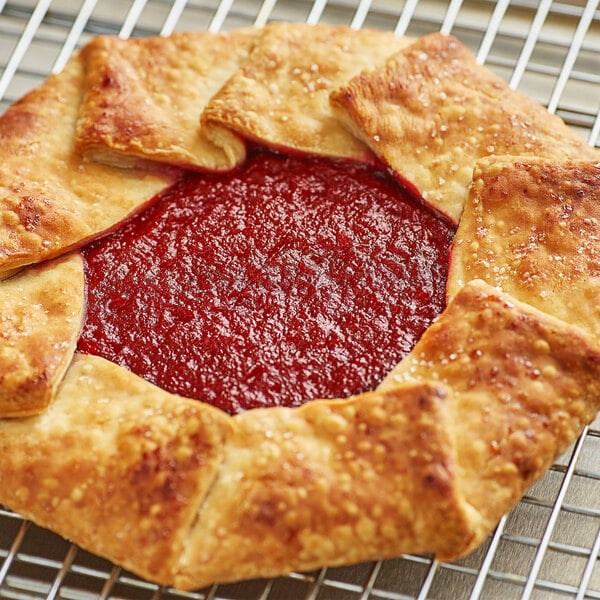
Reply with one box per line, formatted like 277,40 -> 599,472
0,0 -> 599,599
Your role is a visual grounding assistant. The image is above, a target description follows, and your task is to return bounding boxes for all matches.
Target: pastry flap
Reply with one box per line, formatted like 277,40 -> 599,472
330,33 -> 600,224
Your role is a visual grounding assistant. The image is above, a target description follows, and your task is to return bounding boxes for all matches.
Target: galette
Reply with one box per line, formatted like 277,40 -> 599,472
0,23 -> 599,589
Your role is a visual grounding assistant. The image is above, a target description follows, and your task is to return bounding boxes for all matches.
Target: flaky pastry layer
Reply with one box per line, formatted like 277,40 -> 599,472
0,54 -> 173,275
330,33 -> 600,224
449,156 -> 600,338
76,30 -> 257,171
0,253 -> 84,417
202,22 -> 412,161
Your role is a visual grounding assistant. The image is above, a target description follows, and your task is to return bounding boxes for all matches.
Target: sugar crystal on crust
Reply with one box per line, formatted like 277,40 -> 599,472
449,157 -> 600,338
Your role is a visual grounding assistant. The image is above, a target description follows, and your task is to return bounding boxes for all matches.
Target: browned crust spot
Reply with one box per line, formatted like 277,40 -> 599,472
75,30 -> 257,171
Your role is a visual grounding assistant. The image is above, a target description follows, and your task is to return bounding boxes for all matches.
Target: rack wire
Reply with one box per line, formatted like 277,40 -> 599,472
0,0 -> 599,598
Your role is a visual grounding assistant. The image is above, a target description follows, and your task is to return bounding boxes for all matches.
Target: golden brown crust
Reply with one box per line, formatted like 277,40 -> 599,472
448,156 -> 600,337
201,23 -> 412,161
0,54 -> 174,275
76,30 -> 257,171
0,354 -> 232,585
381,280 -> 600,546
0,253 -> 85,417
330,33 -> 599,224
176,381 -> 479,589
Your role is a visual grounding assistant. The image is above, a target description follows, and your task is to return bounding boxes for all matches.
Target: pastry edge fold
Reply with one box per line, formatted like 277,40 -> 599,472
0,253 -> 85,417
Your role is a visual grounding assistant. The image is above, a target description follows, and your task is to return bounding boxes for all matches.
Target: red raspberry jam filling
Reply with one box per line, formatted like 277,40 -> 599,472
78,150 -> 454,414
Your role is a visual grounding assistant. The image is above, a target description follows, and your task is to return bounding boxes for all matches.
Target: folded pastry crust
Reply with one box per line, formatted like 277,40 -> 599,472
0,25 -> 599,592
173,280 -> 600,589
201,22 -> 412,161
0,54 -> 173,275
176,380 -> 479,588
330,33 -> 600,224
76,30 -> 257,171
0,354 -> 232,585
448,156 -> 600,337
380,279 -> 600,541
0,253 -> 85,417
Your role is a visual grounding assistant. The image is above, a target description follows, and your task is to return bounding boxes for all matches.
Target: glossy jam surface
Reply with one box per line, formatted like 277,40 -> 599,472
79,151 -> 453,413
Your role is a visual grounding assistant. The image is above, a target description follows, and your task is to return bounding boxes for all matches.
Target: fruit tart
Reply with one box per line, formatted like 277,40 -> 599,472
0,23 -> 599,590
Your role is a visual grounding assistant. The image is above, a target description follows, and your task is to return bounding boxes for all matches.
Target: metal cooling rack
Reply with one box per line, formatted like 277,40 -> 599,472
0,0 -> 599,598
